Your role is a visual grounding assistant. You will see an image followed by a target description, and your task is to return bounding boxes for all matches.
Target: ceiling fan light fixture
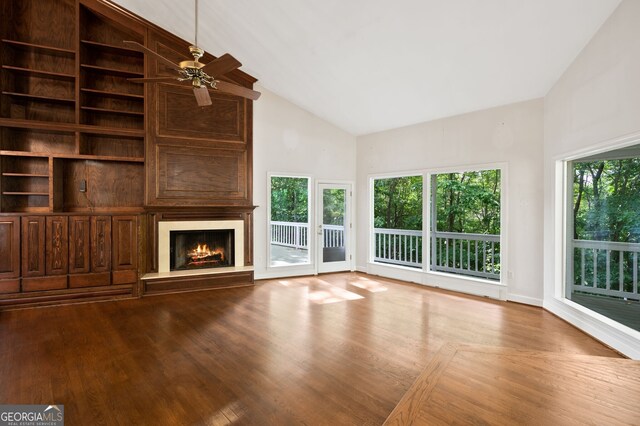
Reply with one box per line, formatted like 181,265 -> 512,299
122,0 -> 261,102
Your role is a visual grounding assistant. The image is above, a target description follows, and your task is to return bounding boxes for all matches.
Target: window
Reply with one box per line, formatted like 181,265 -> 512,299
567,147 -> 640,331
430,169 -> 501,280
372,176 -> 423,268
269,176 -> 311,267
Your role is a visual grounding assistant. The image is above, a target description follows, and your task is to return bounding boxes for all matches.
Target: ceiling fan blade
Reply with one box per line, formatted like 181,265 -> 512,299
128,77 -> 181,83
200,53 -> 242,78
214,80 -> 261,100
123,40 -> 183,72
193,86 -> 212,106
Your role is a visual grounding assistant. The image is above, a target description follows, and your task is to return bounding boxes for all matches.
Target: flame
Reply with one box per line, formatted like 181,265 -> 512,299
188,243 -> 225,261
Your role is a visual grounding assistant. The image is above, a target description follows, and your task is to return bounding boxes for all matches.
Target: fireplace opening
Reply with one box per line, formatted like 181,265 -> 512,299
170,229 -> 234,271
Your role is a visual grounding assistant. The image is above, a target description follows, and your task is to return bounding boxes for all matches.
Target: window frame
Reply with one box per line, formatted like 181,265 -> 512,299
267,172 -> 314,270
557,139 -> 640,332
368,162 -> 508,286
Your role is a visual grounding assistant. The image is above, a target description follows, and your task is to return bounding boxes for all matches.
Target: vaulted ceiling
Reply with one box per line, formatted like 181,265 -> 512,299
113,0 -> 621,135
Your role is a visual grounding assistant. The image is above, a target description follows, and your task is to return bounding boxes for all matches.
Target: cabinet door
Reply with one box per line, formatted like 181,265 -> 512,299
21,216 -> 45,277
112,215 -> 137,270
69,216 -> 90,274
91,216 -> 111,272
46,216 -> 68,275
0,216 -> 20,279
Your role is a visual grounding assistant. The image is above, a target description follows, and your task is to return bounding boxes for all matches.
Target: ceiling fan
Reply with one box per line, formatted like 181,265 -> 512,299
123,0 -> 260,106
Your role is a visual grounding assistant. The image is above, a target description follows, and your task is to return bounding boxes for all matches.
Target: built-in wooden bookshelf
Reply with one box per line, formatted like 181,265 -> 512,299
0,0 -> 145,213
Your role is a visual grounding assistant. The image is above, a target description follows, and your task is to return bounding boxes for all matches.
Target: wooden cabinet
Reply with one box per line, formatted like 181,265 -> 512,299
112,215 -> 137,285
69,216 -> 91,274
90,216 -> 111,272
45,216 -> 68,275
21,216 -> 45,277
112,215 -> 137,270
0,216 -> 20,293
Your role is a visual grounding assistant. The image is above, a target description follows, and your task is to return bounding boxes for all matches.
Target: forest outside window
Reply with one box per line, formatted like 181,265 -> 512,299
567,146 -> 640,332
269,176 -> 311,267
430,169 -> 502,281
372,176 -> 423,268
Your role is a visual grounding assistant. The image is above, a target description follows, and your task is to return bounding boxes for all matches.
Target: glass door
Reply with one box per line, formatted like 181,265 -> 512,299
317,183 -> 351,273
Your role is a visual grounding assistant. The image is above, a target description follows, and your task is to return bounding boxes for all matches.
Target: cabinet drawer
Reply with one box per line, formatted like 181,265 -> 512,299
69,272 -> 111,288
22,276 -> 67,292
0,279 -> 20,294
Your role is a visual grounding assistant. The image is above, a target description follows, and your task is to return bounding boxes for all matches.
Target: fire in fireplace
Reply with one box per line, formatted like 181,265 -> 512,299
170,229 -> 234,271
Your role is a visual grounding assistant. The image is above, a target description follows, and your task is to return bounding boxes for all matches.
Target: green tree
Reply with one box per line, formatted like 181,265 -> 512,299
434,170 -> 501,234
373,176 -> 423,230
322,189 -> 345,225
271,177 -> 309,222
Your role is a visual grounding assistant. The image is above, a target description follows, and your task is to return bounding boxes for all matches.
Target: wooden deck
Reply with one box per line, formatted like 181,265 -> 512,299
0,272 -> 630,425
269,244 -> 309,266
572,292 -> 640,331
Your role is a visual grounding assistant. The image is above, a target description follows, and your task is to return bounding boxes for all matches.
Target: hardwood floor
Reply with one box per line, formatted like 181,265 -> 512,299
0,272 -> 626,425
385,344 -> 640,425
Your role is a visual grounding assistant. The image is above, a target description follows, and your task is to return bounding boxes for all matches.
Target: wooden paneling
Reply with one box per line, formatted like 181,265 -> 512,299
0,216 -> 20,279
143,270 -> 254,295
145,29 -> 255,208
112,269 -> 136,285
112,215 -> 137,270
45,215 -> 68,275
155,144 -> 247,203
21,215 -> 45,277
90,216 -> 111,272
0,0 -> 257,306
157,85 -> 245,142
69,215 -> 90,274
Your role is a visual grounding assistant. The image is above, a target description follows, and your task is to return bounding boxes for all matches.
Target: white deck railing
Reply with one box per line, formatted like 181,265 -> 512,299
432,231 -> 500,280
323,224 -> 345,248
271,221 -> 309,249
571,239 -> 640,300
374,228 -> 423,268
270,222 -> 346,249
373,228 -> 501,280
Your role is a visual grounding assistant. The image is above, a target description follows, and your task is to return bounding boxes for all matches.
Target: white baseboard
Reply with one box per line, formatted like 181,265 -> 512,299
355,265 -> 368,273
544,297 -> 640,359
507,293 -> 543,307
255,268 -> 316,280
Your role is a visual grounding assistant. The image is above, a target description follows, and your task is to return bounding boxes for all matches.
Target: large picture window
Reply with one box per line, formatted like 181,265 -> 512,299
567,147 -> 640,331
269,175 -> 311,267
372,176 -> 423,268
430,170 -> 502,280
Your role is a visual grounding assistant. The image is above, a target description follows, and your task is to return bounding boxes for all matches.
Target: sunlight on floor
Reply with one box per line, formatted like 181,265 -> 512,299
308,286 -> 364,304
349,277 -> 388,293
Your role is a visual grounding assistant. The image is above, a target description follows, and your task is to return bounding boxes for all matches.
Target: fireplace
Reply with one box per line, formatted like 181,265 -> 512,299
170,229 -> 234,271
157,220 -> 245,274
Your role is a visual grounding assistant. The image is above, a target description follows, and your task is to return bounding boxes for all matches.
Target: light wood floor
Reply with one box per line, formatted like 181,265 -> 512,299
385,344 -> 640,425
0,272 -> 631,425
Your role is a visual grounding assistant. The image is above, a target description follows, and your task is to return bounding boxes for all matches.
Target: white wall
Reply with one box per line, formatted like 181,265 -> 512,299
356,99 -> 544,305
543,0 -> 640,358
253,85 -> 357,279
